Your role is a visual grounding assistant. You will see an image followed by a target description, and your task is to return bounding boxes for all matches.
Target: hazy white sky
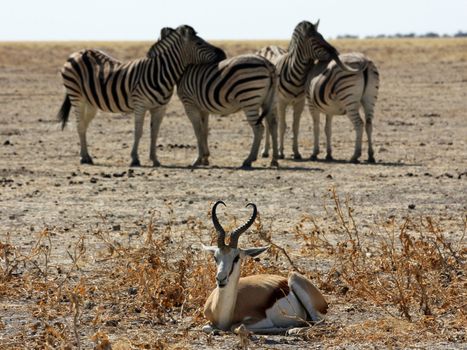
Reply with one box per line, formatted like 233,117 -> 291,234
0,0 -> 465,40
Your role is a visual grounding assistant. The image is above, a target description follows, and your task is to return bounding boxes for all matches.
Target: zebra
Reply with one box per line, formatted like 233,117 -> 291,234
258,20 -> 357,160
307,52 -> 380,163
256,45 -> 286,65
56,25 -> 226,167
175,50 -> 279,168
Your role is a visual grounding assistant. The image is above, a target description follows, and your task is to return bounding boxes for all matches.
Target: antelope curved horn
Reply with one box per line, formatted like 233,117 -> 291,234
212,200 -> 227,247
229,203 -> 258,248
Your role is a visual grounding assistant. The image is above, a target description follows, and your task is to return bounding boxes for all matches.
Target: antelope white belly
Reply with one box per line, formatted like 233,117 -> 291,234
247,291 -> 307,329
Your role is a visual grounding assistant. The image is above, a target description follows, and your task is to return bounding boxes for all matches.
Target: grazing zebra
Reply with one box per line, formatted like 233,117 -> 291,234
258,20 -> 356,160
176,52 -> 279,168
307,53 -> 380,163
57,25 -> 226,166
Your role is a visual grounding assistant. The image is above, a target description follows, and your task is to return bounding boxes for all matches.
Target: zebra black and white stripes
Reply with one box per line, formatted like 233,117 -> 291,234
307,53 -> 380,162
176,54 -> 279,168
57,25 -> 226,166
259,20 -> 356,159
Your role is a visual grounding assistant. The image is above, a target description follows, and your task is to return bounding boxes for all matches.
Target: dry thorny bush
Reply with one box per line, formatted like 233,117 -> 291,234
1,190 -> 465,349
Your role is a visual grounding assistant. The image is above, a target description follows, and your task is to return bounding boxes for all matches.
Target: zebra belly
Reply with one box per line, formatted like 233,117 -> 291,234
309,99 -> 346,116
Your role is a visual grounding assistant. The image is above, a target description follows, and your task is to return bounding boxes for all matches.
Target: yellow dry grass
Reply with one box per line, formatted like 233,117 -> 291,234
1,190 -> 465,349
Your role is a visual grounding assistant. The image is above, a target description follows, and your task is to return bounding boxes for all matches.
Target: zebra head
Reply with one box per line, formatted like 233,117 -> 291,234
203,201 -> 269,288
291,20 -> 358,72
147,25 -> 226,65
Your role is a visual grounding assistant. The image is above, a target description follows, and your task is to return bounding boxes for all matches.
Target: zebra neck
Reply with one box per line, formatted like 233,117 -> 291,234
285,51 -> 311,84
149,50 -> 185,86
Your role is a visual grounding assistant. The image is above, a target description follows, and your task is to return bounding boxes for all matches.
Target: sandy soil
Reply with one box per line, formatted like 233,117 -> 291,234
0,39 -> 466,349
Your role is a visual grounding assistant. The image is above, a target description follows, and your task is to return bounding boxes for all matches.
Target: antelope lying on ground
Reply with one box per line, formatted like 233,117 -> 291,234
202,201 -> 328,334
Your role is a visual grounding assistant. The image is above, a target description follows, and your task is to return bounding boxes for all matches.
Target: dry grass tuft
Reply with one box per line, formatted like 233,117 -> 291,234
1,192 -> 465,348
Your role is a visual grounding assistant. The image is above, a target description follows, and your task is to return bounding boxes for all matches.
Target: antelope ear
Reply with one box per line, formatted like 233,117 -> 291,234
241,246 -> 269,258
314,19 -> 320,30
202,244 -> 218,254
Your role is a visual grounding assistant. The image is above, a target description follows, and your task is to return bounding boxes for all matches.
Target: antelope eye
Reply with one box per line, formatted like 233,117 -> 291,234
233,255 -> 240,263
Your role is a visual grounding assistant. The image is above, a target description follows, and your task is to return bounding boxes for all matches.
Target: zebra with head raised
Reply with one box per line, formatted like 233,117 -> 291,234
307,52 -> 380,163
171,34 -> 279,168
57,25 -> 226,167
258,20 -> 356,160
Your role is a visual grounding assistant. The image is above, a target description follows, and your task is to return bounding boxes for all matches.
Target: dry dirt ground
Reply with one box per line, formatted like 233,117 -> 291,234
0,39 -> 466,349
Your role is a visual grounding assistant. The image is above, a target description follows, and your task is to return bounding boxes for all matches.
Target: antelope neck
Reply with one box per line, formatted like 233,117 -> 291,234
213,260 -> 241,330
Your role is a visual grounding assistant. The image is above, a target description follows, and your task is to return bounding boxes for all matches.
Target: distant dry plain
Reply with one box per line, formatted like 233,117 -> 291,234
0,39 -> 466,349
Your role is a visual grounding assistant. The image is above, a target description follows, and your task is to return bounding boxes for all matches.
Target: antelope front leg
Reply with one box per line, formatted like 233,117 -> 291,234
292,99 -> 305,160
149,106 -> 165,167
130,107 -> 146,167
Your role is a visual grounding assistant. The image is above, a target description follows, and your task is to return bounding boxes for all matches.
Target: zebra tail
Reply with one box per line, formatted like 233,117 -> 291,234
258,68 -> 278,125
362,60 -> 380,100
57,94 -> 71,130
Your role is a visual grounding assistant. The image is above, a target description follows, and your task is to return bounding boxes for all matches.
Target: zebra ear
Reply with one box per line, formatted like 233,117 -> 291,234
177,25 -> 197,39
314,19 -> 320,30
160,27 -> 175,40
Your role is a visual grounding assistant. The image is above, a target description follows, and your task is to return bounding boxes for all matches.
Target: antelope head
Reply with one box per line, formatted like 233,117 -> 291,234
203,201 -> 269,288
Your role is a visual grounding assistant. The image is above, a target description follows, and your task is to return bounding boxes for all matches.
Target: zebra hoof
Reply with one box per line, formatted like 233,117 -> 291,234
191,159 -> 202,167
270,159 -> 279,167
310,155 -> 318,161
350,157 -> 360,164
325,154 -> 334,162
130,159 -> 141,167
202,159 -> 210,166
152,160 -> 161,167
278,154 -> 285,160
261,152 -> 269,158
80,156 -> 93,165
293,153 -> 302,160
368,156 -> 376,164
241,160 -> 253,169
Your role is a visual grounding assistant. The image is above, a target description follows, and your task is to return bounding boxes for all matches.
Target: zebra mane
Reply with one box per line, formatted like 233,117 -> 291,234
147,25 -> 198,58
287,21 -> 315,52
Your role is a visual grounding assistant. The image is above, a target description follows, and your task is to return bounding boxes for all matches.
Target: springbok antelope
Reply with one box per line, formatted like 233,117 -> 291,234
202,201 -> 328,334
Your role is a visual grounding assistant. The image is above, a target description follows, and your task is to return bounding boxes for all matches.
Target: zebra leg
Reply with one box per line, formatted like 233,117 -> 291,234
324,114 -> 334,161
149,106 -> 166,167
292,99 -> 305,160
242,112 -> 265,168
130,107 -> 147,167
265,111 -> 279,167
200,111 -> 210,165
310,110 -> 320,161
261,125 -> 270,158
277,101 -> 287,159
76,102 -> 97,165
347,108 -> 364,163
362,102 -> 375,163
184,106 -> 206,167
